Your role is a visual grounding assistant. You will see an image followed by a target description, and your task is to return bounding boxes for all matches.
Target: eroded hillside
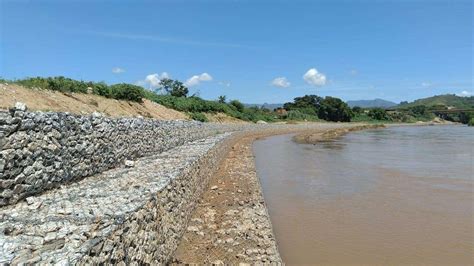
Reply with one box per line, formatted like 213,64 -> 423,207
0,83 -> 189,120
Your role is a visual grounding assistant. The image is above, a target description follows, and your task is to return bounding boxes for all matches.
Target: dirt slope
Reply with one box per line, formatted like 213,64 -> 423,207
205,112 -> 249,124
0,83 -> 189,120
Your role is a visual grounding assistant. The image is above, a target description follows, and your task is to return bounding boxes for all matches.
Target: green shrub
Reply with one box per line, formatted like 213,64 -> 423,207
229,100 -> 245,112
284,110 -> 318,121
189,112 -> 208,122
352,106 -> 362,114
16,76 -> 88,93
468,118 -> 474,126
368,108 -> 389,120
92,82 -> 111,97
109,83 -> 145,102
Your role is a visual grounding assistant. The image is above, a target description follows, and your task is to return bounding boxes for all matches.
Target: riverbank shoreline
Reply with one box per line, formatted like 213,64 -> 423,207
293,124 -> 386,144
171,123 -> 379,264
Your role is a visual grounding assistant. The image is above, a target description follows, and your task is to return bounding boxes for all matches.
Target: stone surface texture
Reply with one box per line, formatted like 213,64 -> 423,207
0,108 -> 235,206
1,133 -> 233,264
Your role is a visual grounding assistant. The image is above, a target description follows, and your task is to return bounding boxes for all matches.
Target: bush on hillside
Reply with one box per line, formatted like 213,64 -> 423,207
16,76 -> 89,93
109,83 -> 145,102
189,112 -> 208,122
229,100 -> 245,112
92,82 -> 111,97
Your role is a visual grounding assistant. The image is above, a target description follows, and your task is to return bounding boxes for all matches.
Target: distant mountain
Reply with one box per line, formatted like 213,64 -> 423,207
244,103 -> 284,110
346,98 -> 398,108
396,94 -> 474,109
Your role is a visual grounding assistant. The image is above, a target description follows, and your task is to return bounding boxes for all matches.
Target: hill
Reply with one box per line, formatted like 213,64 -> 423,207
244,103 -> 284,110
346,98 -> 397,108
396,94 -> 474,109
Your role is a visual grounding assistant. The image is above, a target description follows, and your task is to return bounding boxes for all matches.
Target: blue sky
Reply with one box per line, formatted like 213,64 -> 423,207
1,0 -> 472,103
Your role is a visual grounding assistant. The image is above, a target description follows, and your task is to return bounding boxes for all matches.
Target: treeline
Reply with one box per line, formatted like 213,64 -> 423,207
282,94 -> 474,125
351,105 -> 435,123
352,105 -> 474,125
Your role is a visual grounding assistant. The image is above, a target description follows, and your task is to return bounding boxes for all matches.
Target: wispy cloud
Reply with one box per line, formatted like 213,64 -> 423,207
218,81 -> 231,87
421,81 -> 432,87
82,30 -> 254,49
271,77 -> 290,88
112,67 -> 125,74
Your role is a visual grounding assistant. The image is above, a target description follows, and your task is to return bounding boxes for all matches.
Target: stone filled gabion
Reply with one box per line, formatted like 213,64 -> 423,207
0,133 -> 233,264
0,109 -> 237,206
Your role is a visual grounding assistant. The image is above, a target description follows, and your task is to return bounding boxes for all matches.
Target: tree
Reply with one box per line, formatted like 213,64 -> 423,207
284,95 -> 323,111
229,100 -> 245,112
411,105 -> 426,116
217,95 -> 227,103
283,95 -> 322,116
159,78 -> 189,97
318,96 -> 353,122
352,106 -> 362,114
368,108 -> 389,120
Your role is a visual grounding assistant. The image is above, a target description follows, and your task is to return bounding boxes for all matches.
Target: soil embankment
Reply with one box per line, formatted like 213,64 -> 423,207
0,83 -> 188,120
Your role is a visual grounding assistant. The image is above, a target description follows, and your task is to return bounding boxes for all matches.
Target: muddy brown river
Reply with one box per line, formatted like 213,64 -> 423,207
253,125 -> 473,265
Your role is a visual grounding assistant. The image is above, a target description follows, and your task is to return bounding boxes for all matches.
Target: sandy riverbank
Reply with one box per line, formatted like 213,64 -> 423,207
293,124 -> 386,144
171,123 -> 378,264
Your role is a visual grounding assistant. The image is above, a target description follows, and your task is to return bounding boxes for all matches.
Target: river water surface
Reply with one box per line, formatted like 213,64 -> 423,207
253,125 -> 473,265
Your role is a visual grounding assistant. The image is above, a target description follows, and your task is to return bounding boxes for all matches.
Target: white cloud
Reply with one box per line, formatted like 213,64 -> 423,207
112,67 -> 125,74
303,68 -> 327,86
457,90 -> 472,97
271,77 -> 290,88
421,82 -> 432,87
349,69 -> 358,75
137,72 -> 170,89
185,73 -> 213,87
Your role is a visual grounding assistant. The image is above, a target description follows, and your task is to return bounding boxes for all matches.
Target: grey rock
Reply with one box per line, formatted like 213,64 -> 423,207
124,160 -> 135,168
14,102 -> 27,112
